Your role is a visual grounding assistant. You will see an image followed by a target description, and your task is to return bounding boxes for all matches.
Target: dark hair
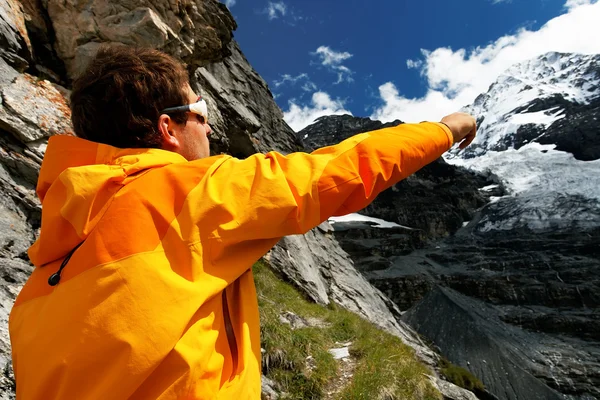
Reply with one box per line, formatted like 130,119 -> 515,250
70,45 -> 190,149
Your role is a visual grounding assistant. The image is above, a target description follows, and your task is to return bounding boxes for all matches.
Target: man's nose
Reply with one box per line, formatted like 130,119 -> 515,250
205,123 -> 212,136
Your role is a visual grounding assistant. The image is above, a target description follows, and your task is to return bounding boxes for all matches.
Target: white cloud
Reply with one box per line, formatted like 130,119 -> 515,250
301,81 -> 317,92
265,1 -> 287,20
315,46 -> 352,66
283,92 -> 351,132
223,0 -> 236,8
565,0 -> 591,9
313,46 -> 354,84
274,73 -> 309,88
371,0 -> 600,123
273,73 -> 316,92
406,59 -> 422,69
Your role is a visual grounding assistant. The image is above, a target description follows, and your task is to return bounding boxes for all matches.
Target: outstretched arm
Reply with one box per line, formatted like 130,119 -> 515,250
201,113 -> 476,242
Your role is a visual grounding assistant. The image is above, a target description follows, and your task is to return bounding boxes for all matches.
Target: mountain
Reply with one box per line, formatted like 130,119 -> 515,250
447,52 -> 600,233
299,52 -> 600,400
457,52 -> 600,161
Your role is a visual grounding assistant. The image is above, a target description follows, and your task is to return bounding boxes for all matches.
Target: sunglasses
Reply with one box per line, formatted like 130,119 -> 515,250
161,96 -> 208,124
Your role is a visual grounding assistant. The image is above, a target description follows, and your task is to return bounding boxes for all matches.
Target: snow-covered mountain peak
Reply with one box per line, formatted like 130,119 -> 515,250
502,52 -> 598,101
445,51 -> 600,232
454,52 -> 600,159
477,52 -> 599,109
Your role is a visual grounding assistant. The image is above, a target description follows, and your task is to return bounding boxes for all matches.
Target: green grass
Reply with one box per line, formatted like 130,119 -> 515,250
254,260 -> 442,400
439,358 -> 485,393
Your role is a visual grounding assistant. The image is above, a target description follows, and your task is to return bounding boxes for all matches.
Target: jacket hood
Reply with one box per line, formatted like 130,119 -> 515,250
29,135 -> 186,267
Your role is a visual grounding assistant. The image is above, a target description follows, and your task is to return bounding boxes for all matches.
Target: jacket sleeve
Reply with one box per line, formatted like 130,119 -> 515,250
201,122 -> 453,243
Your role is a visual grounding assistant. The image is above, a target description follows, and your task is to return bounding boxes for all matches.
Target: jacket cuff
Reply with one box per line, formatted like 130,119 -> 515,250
420,121 -> 454,148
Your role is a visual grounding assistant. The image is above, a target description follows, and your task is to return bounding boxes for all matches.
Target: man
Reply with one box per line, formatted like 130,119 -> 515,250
9,45 -> 476,399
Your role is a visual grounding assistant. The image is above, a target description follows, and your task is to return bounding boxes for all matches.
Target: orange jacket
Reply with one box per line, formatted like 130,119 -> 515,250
9,122 -> 453,399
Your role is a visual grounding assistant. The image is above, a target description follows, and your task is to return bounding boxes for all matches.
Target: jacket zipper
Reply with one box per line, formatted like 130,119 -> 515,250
222,289 -> 239,378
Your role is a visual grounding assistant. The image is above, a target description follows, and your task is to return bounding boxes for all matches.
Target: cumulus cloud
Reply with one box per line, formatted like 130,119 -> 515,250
265,2 -> 287,20
223,0 -> 236,8
313,46 -> 354,84
371,0 -> 600,123
283,92 -> 351,132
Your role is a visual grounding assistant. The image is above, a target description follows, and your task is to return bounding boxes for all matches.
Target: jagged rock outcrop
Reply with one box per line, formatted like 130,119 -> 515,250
0,0 -> 32,71
46,0 -> 237,79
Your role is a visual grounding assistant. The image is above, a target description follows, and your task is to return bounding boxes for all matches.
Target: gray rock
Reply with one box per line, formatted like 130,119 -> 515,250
46,0 -> 237,78
98,7 -> 178,49
403,287 -> 599,400
0,68 -> 72,143
261,375 -> 280,400
278,311 -> 309,330
0,0 -> 32,70
0,159 -> 38,397
0,59 -> 18,92
328,346 -> 350,360
428,375 -> 480,400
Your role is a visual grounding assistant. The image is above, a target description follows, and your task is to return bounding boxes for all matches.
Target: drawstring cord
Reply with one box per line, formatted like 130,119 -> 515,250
48,242 -> 84,286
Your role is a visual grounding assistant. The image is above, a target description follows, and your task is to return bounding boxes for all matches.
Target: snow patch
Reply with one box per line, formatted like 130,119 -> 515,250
508,107 -> 564,127
480,184 -> 499,191
447,143 -> 600,231
328,213 -> 413,229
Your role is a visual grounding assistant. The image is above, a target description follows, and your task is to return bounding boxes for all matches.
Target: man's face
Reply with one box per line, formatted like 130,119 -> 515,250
169,86 -> 212,161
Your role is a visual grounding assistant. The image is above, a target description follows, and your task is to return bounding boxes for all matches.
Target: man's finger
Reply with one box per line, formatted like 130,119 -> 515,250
459,132 -> 475,149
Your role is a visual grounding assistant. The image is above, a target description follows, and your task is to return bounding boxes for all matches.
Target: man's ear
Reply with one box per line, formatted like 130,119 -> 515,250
158,114 -> 180,150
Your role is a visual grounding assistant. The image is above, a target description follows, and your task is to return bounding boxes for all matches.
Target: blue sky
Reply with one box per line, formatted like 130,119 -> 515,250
222,0 -> 600,131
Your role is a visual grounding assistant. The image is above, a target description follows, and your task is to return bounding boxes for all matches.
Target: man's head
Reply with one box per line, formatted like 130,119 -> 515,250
70,45 -> 212,160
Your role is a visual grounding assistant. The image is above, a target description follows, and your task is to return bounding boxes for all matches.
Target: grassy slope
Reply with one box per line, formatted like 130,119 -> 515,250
255,260 -> 442,400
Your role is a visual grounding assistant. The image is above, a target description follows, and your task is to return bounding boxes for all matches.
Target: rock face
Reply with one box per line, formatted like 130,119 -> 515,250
0,0 -> 33,71
46,0 -> 237,79
403,287 -> 568,400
